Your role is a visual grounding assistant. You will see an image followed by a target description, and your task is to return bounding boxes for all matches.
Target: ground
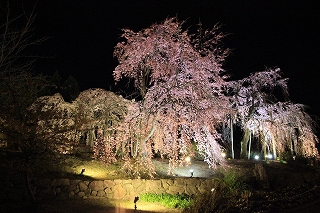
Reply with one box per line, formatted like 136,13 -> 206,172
37,198 -> 182,213
45,155 -> 216,180
2,154 -> 320,212
152,158 -> 215,178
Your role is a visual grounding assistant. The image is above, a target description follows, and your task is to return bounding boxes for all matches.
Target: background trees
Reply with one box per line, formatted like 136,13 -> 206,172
227,68 -> 318,160
0,3 -> 49,158
0,4 -> 53,204
228,68 -> 289,159
27,93 -> 79,154
28,88 -> 129,156
74,88 -> 127,147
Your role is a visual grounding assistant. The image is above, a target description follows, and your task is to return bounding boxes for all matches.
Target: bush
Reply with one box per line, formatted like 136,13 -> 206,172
139,193 -> 192,208
280,151 -> 313,166
183,169 -> 251,213
215,169 -> 248,196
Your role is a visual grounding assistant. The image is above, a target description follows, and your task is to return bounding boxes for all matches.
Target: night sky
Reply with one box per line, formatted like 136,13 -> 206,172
7,1 -> 320,119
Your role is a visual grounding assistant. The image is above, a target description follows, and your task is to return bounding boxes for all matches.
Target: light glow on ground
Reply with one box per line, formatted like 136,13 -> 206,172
110,200 -> 182,213
71,165 -> 118,179
64,160 -> 122,179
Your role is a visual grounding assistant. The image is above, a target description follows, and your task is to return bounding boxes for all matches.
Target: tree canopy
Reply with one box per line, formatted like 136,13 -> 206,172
227,68 -> 318,159
113,17 -> 233,173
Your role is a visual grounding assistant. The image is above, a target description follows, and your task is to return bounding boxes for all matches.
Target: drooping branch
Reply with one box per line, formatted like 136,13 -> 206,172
113,17 -> 231,174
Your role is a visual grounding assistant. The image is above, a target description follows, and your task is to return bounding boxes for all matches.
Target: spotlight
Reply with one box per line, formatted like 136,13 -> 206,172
190,169 -> 194,177
134,196 -> 139,210
266,154 -> 273,159
185,156 -> 191,163
80,168 -> 85,175
254,155 -> 259,160
221,152 -> 226,158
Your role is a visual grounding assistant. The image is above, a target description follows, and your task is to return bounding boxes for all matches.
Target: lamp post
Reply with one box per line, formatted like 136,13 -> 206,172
134,196 -> 139,210
190,169 -> 194,177
80,168 -> 85,175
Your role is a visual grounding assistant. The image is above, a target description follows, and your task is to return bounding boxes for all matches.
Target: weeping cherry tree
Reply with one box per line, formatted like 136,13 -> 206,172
113,17 -> 231,176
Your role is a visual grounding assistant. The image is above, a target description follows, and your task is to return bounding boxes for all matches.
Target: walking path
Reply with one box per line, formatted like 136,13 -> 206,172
153,158 -> 215,178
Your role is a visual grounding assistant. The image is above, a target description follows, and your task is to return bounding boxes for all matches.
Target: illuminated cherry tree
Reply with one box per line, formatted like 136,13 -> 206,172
75,89 -> 130,167
28,89 -> 130,157
228,68 -> 318,159
113,17 -> 231,174
74,88 -> 128,146
255,102 -> 318,158
28,93 -> 80,153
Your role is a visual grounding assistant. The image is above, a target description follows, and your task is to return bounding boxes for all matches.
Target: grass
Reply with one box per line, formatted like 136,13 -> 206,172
182,168 -> 251,213
0,152 -> 126,180
1,150 -> 215,180
56,155 -> 126,179
139,193 -> 193,209
214,169 -> 248,196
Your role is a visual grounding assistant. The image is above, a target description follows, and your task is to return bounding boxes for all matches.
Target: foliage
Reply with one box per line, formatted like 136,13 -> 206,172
214,169 -> 248,196
227,68 -> 319,159
112,16 -> 319,171
140,193 -> 192,208
120,156 -> 156,179
0,3 -> 52,160
74,88 -> 128,147
27,89 -> 129,156
113,17 -> 231,174
23,88 -> 157,178
279,151 -> 315,166
0,4 -> 57,204
93,128 -> 117,164
183,169 -> 250,213
26,88 -> 157,178
27,93 -> 80,154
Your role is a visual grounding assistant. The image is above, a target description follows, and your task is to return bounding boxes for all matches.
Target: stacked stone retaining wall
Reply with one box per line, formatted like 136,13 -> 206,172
1,177 -> 215,201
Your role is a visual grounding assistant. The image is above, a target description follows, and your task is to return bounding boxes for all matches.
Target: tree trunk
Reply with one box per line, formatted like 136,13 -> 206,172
240,128 -> 250,159
271,132 -> 277,159
230,117 -> 234,159
288,134 -> 292,154
25,169 -> 36,204
133,137 -> 139,158
269,112 -> 277,159
88,128 -> 96,147
292,132 -> 297,155
248,131 -> 252,159
141,121 -> 156,157
263,143 -> 267,160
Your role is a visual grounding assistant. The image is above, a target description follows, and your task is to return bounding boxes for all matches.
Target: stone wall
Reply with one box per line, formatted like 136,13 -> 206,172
1,177 -> 215,201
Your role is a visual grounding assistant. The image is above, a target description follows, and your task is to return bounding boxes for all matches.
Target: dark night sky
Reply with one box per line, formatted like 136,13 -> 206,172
7,1 -> 320,119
